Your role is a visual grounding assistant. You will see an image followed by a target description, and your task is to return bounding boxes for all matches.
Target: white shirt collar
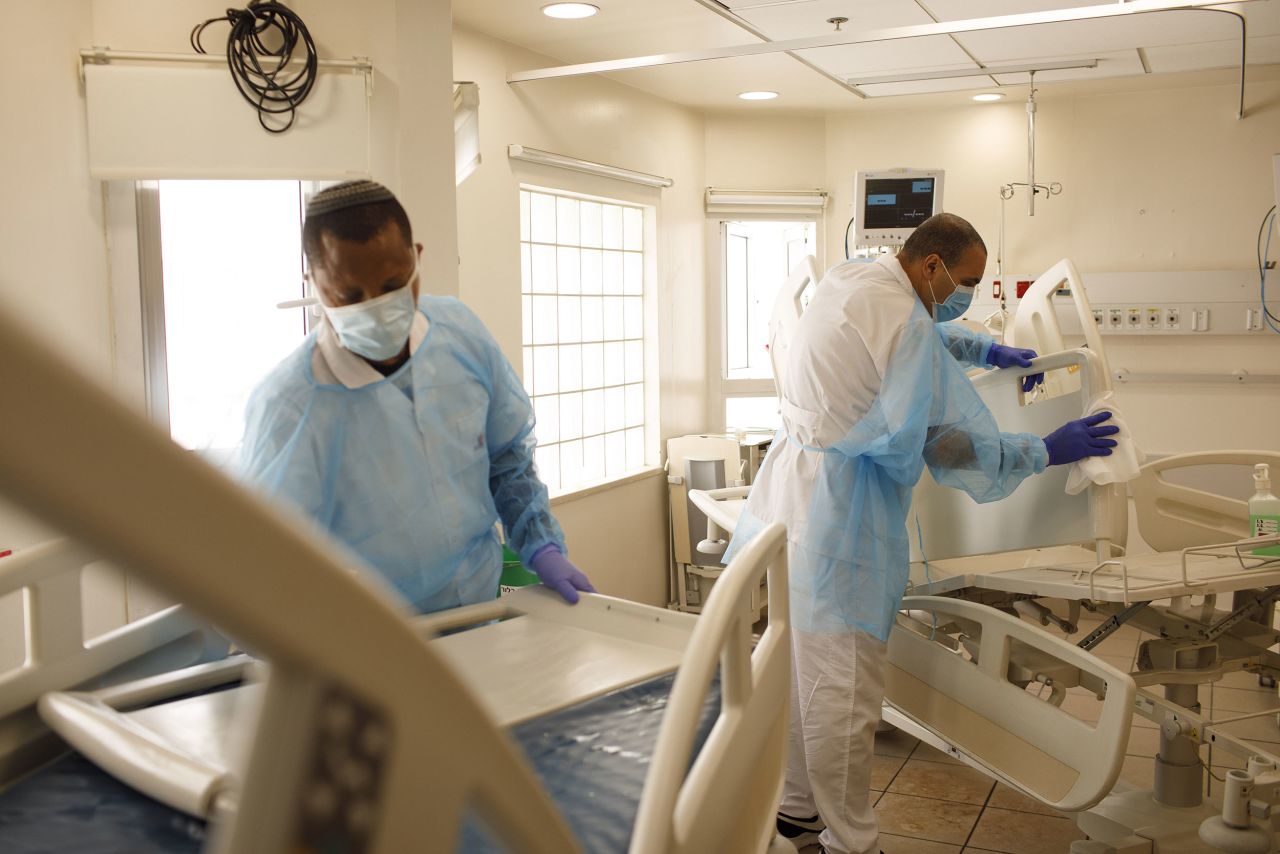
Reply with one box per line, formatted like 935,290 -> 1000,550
879,254 -> 918,298
312,309 -> 430,389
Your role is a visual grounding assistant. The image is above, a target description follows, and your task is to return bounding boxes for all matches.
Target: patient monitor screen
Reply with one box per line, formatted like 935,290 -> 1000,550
862,177 -> 936,230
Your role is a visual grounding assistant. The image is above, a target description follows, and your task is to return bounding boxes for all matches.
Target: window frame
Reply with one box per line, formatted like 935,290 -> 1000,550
125,180 -> 315,437
518,183 -> 661,497
708,212 -> 825,433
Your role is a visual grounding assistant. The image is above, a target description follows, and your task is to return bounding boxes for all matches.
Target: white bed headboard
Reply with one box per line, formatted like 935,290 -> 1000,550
909,348 -> 1125,563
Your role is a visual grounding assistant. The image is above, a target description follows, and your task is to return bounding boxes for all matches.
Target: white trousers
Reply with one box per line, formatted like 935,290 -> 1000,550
780,628 -> 887,854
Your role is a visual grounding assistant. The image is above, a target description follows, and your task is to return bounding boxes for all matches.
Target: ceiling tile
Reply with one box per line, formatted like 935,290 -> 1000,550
732,0 -> 934,39
990,49 -> 1145,83
1144,34 -> 1280,73
952,11 -> 1244,61
799,36 -> 980,79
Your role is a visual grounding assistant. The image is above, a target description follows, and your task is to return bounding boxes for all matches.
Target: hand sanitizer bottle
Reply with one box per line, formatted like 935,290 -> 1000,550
1251,464 -> 1280,556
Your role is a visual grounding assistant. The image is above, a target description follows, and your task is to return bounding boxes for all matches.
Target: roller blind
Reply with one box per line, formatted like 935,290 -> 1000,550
705,188 -> 827,217
83,63 -> 372,180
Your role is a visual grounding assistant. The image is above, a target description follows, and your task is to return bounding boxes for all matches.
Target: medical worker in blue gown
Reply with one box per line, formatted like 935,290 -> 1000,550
240,180 -> 594,612
725,213 -> 1119,854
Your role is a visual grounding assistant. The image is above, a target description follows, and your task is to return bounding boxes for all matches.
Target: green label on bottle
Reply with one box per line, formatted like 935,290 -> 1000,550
1252,515 -> 1280,556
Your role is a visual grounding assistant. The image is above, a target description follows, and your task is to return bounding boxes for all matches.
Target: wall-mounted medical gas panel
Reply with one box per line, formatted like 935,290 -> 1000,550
969,269 -> 1275,336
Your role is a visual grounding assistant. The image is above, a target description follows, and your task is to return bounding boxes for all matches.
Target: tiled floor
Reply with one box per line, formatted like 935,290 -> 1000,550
797,610 -> 1280,853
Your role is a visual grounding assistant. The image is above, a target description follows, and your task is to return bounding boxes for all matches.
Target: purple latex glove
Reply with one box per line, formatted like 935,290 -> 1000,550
986,343 -> 1043,393
1043,411 -> 1120,466
529,545 -> 597,604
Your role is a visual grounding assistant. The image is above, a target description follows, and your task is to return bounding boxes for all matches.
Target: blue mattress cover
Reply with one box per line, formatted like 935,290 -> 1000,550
0,671 -> 720,853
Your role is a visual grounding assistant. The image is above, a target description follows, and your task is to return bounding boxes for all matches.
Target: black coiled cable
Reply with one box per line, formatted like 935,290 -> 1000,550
191,2 -> 318,133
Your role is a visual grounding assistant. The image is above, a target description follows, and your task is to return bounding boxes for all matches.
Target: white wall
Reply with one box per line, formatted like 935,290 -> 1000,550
453,26 -> 708,605
705,76 -> 1280,457
0,0 -> 457,662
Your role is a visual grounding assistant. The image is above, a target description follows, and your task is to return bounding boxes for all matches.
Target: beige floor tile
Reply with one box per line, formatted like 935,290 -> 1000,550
986,783 -> 1069,817
1125,725 -> 1160,757
910,742 -> 964,766
875,793 -> 982,845
1206,685 -> 1280,714
872,754 -> 909,791
1215,715 -> 1280,744
878,832 -> 963,853
876,727 -> 923,758
887,759 -> 996,806
1059,692 -> 1102,724
1119,755 -> 1155,788
1217,669 -> 1277,692
965,806 -> 1085,853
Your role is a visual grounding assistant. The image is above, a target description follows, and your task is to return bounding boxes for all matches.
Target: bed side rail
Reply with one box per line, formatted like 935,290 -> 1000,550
886,595 -> 1135,813
1132,451 -> 1280,552
631,522 -> 790,854
0,539 -> 216,721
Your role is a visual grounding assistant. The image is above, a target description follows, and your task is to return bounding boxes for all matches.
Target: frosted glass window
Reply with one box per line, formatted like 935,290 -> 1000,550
580,203 -> 602,248
530,193 -> 556,243
581,249 -> 603,294
623,207 -> 643,251
603,297 -> 625,341
624,253 -> 643,295
602,205 -> 623,249
532,346 -> 558,396
530,245 -> 556,294
521,189 -> 650,491
558,297 -> 582,344
603,251 -> 624,295
534,396 -> 560,445
558,343 -> 582,392
556,197 -> 579,245
624,341 -> 643,384
154,180 -> 307,454
560,393 -> 583,441
581,297 -> 604,342
536,444 -> 561,492
557,247 -> 580,294
531,295 -> 557,345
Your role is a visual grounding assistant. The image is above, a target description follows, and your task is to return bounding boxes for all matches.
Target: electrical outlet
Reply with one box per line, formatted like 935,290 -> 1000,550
1127,308 -> 1143,329
1109,308 -> 1124,329
1246,308 -> 1264,331
1091,308 -> 1104,327
1165,308 -> 1181,330
1145,308 -> 1161,329
1190,308 -> 1210,331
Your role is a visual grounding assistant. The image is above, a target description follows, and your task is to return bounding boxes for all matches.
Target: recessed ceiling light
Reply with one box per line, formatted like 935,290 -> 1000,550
738,90 -> 779,101
542,3 -> 599,18
972,93 -> 1005,102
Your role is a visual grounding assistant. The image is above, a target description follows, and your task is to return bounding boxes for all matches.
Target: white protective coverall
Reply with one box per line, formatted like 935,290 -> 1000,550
723,254 -> 1048,853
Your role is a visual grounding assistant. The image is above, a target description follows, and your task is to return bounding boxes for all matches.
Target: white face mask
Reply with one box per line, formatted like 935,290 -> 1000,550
320,263 -> 419,361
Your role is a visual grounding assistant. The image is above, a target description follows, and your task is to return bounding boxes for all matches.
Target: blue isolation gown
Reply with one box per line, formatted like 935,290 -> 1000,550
239,295 -> 564,613
724,255 -> 1047,641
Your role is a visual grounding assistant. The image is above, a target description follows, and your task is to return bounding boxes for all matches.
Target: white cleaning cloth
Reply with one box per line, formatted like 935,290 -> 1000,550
1065,391 -> 1145,495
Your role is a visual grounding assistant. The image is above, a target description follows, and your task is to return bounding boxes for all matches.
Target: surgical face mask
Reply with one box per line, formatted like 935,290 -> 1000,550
320,263 -> 419,361
928,259 -> 976,323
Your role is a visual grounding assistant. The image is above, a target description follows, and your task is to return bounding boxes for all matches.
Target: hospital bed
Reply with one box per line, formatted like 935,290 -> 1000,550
0,304 -> 794,853
694,256 -> 1280,853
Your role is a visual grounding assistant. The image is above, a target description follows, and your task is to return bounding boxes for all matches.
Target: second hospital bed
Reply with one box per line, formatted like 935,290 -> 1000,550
0,299 -> 793,853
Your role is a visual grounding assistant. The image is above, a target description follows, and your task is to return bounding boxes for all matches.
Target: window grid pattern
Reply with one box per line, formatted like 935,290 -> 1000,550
520,190 -> 646,492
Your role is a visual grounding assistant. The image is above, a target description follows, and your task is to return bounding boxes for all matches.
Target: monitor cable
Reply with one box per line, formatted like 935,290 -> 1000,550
191,2 -> 318,133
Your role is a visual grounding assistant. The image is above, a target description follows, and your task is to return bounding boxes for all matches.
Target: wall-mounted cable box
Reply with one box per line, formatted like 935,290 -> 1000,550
971,269 -> 1274,336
